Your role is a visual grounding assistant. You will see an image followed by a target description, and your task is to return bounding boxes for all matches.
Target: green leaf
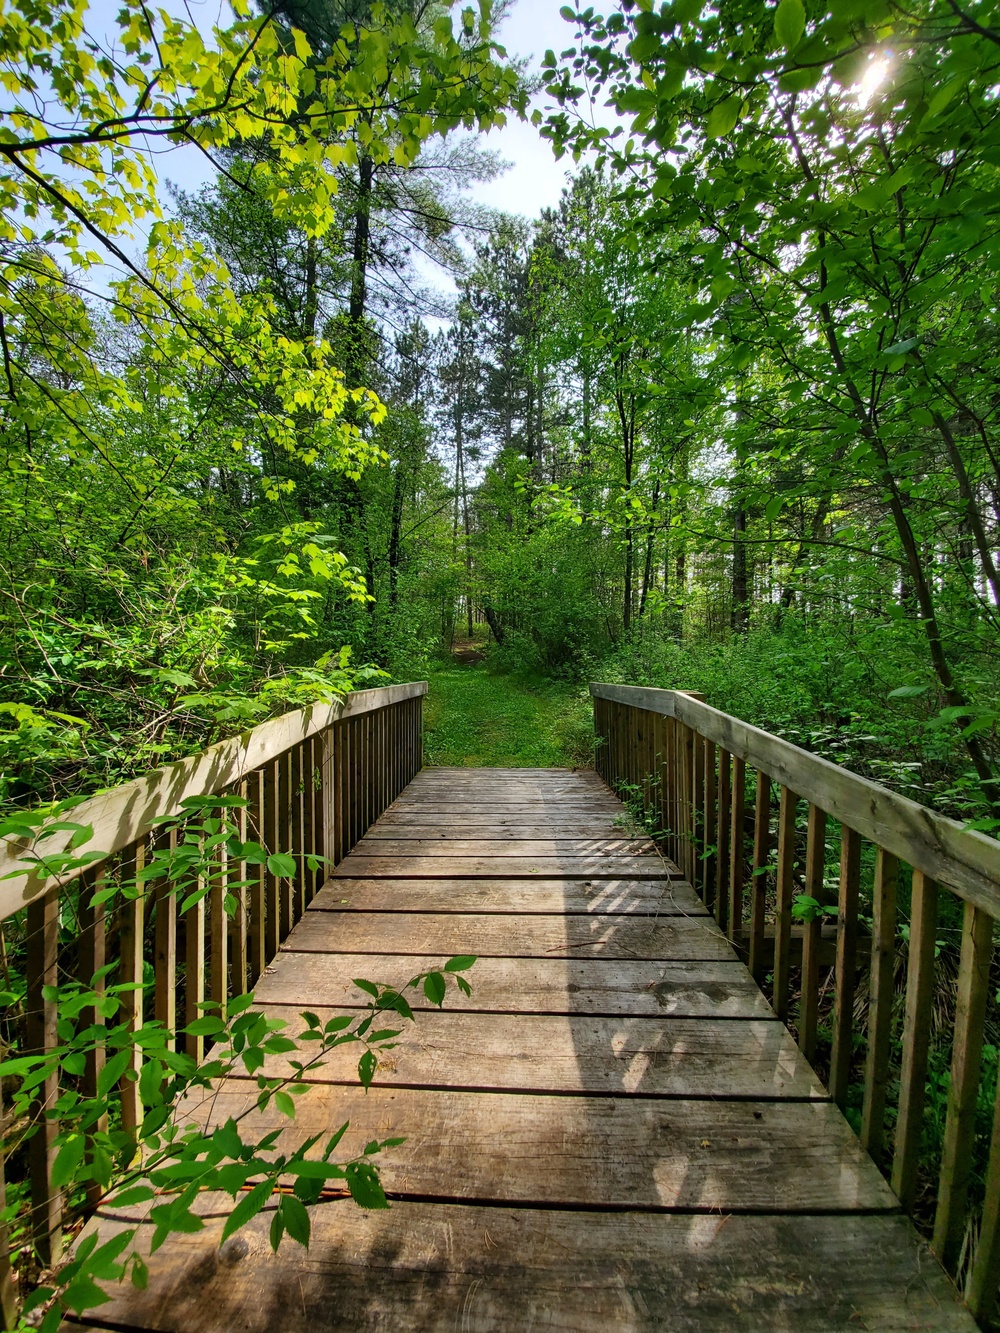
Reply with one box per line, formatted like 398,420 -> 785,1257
358,1049 -> 378,1089
706,96 -> 741,139
774,0 -> 805,51
266,853 -> 297,878
345,1161 -> 389,1209
51,1134 -> 86,1188
220,1180 -> 275,1244
62,1276 -> 111,1315
888,685 -> 929,699
275,1090 -> 296,1118
423,972 -> 446,1007
444,956 -> 477,972
281,1193 -> 311,1246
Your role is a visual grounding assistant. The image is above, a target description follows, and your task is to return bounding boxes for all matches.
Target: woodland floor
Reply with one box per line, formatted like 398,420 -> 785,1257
422,651 -> 592,768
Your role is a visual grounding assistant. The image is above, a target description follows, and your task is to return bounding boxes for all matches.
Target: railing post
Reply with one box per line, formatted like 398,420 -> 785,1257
891,871 -> 939,1210
26,889 -> 60,1265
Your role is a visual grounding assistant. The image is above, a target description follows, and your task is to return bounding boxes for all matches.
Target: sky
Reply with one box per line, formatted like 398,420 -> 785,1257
465,1 -> 587,217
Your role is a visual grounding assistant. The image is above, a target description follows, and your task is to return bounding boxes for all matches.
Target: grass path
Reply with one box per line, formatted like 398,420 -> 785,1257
422,661 -> 593,768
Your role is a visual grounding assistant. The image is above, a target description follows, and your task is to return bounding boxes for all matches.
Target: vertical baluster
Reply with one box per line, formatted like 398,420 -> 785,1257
290,744 -> 305,923
891,871 -> 939,1210
26,888 -> 61,1263
229,788 -> 248,997
772,786 -> 798,1023
969,1067 -> 1000,1322
418,692 -> 424,771
861,848 -> 899,1160
798,804 -> 827,1062
728,756 -> 746,943
748,771 -> 771,984
716,750 -> 731,933
79,867 -> 107,1209
830,825 -> 861,1108
278,750 -> 293,940
333,722 -> 345,865
702,740 -> 717,910
263,759 -> 280,960
312,733 -> 324,887
247,769 -> 267,985
692,731 -> 705,896
302,739 -> 316,903
118,844 -> 144,1131
0,1128 -> 17,1327
183,848 -> 206,1063
932,901 -> 993,1267
682,723 -> 696,884
153,829 -> 177,1047
209,830 -> 229,1019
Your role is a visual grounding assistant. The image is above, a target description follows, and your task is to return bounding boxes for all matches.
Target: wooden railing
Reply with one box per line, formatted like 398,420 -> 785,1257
0,681 -> 426,1305
592,682 -> 1000,1323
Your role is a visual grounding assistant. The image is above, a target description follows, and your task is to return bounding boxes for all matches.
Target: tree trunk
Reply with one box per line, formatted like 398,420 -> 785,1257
731,504 -> 750,634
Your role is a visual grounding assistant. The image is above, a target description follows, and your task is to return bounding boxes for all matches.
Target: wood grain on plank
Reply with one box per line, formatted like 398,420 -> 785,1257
71,1201 -> 976,1333
280,910 -> 737,961
254,951 -> 774,1018
236,1010 -> 827,1100
176,1085 -> 898,1212
331,856 -> 679,880
348,838 -> 658,857
308,876 -> 707,916
364,822 -> 636,837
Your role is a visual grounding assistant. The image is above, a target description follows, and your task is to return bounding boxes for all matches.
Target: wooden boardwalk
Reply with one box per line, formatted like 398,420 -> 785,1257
75,768 -> 974,1331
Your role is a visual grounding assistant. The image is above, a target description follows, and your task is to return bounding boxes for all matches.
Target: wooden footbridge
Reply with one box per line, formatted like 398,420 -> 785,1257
3,682 -> 1000,1329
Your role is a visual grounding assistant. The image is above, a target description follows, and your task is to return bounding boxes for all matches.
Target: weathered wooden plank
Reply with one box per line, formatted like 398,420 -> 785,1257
798,803 -> 827,1064
70,1202 -> 977,1333
0,683 -> 429,914
177,1085 -> 898,1212
933,901 -> 994,1267
332,856 -> 680,880
254,951 -> 774,1018
280,911 -> 737,961
365,820 -> 633,835
861,847 -> 899,1161
891,871 -> 939,1210
348,838 -> 658,858
240,1010 -> 827,1100
309,877 -> 707,916
591,684 -> 1000,920
830,825 -> 862,1110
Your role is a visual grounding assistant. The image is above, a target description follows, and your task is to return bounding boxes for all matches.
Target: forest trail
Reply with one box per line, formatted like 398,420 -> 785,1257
71,767 -> 973,1331
422,660 -> 591,768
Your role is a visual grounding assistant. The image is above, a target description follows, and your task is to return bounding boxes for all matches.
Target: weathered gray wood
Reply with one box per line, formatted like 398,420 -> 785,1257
177,1085 -> 898,1212
281,910 -> 737,961
255,951 -> 774,1018
309,876 -> 708,916
0,683 -> 429,916
69,1202 -> 977,1333
240,1010 -> 827,1099
332,855 -> 680,880
366,820 -> 633,835
591,683 -> 1000,919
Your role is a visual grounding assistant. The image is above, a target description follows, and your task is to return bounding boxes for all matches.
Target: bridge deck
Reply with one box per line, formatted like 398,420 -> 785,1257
75,768 -> 973,1331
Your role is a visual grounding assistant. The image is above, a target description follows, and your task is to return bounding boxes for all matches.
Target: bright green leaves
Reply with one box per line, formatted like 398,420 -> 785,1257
773,0 -> 806,53
706,96 -> 742,139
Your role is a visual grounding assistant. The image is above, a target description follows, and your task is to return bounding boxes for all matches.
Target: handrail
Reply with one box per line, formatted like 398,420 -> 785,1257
590,682 -> 1000,918
0,682 -> 427,919
0,683 -> 427,1277
591,682 -> 1000,1324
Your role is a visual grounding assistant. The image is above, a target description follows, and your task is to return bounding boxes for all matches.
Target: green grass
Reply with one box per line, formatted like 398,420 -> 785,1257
422,662 -> 594,768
